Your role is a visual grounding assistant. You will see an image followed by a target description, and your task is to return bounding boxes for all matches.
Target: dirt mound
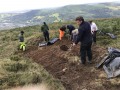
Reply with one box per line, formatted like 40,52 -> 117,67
24,38 -> 120,90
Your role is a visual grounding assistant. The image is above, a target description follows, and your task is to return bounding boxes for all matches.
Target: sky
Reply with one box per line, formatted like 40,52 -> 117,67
0,0 -> 119,13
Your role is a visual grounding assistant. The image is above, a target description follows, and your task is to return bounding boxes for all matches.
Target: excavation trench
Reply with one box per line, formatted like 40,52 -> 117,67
23,38 -> 120,90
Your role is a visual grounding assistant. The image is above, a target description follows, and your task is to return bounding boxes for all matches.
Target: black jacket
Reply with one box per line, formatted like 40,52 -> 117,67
67,25 -> 75,35
75,21 -> 92,44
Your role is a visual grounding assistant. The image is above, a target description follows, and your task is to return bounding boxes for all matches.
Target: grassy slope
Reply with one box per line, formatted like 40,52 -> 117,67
0,18 -> 120,89
0,26 -> 65,90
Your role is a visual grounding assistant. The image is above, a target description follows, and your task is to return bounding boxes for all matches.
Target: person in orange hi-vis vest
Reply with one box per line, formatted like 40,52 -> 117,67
59,26 -> 66,40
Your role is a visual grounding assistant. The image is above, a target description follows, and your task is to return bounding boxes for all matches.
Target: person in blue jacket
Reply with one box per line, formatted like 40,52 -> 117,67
67,25 -> 75,35
67,25 -> 75,40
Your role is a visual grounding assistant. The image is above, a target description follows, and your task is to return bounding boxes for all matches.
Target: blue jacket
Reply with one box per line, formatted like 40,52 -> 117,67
19,34 -> 24,42
75,21 -> 92,44
67,25 -> 75,35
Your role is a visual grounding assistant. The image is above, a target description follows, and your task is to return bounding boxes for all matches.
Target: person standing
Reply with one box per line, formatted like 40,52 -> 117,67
18,31 -> 26,51
74,16 -> 92,65
41,22 -> 50,42
89,21 -> 98,43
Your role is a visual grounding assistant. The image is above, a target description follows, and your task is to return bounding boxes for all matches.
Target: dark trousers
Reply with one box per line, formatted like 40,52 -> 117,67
80,42 -> 92,64
43,31 -> 49,42
93,31 -> 97,43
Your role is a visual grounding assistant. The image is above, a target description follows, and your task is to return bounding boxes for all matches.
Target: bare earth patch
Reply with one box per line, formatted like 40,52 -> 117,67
23,38 -> 120,90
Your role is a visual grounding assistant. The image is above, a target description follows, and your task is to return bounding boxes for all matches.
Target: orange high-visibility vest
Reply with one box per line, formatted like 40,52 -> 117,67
59,30 -> 65,40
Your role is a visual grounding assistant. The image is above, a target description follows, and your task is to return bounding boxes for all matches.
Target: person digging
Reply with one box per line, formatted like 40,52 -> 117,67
73,16 -> 93,65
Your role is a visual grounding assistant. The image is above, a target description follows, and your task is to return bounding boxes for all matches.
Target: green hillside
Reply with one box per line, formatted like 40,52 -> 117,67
0,14 -> 17,21
8,2 -> 120,23
0,18 -> 120,90
0,2 -> 120,30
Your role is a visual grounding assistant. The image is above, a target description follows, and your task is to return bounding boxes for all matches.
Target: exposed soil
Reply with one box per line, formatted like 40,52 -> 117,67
23,38 -> 120,90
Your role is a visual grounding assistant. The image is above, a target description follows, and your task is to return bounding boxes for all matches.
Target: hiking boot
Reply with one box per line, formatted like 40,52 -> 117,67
81,63 -> 86,67
80,59 -> 86,65
88,61 -> 92,64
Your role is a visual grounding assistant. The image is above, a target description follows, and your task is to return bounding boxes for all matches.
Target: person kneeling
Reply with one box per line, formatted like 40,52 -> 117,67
59,26 -> 66,40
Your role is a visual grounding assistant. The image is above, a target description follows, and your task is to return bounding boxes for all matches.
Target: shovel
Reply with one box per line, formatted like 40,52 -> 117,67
68,44 -> 74,51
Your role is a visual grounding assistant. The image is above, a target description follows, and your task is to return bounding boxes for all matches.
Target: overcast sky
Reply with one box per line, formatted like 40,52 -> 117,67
0,0 -> 119,13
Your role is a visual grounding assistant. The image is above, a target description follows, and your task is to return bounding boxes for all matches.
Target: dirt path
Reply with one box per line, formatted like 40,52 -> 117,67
24,39 -> 120,90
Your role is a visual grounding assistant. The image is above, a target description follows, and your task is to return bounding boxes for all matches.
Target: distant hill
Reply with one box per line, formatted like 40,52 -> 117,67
0,2 -> 120,30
